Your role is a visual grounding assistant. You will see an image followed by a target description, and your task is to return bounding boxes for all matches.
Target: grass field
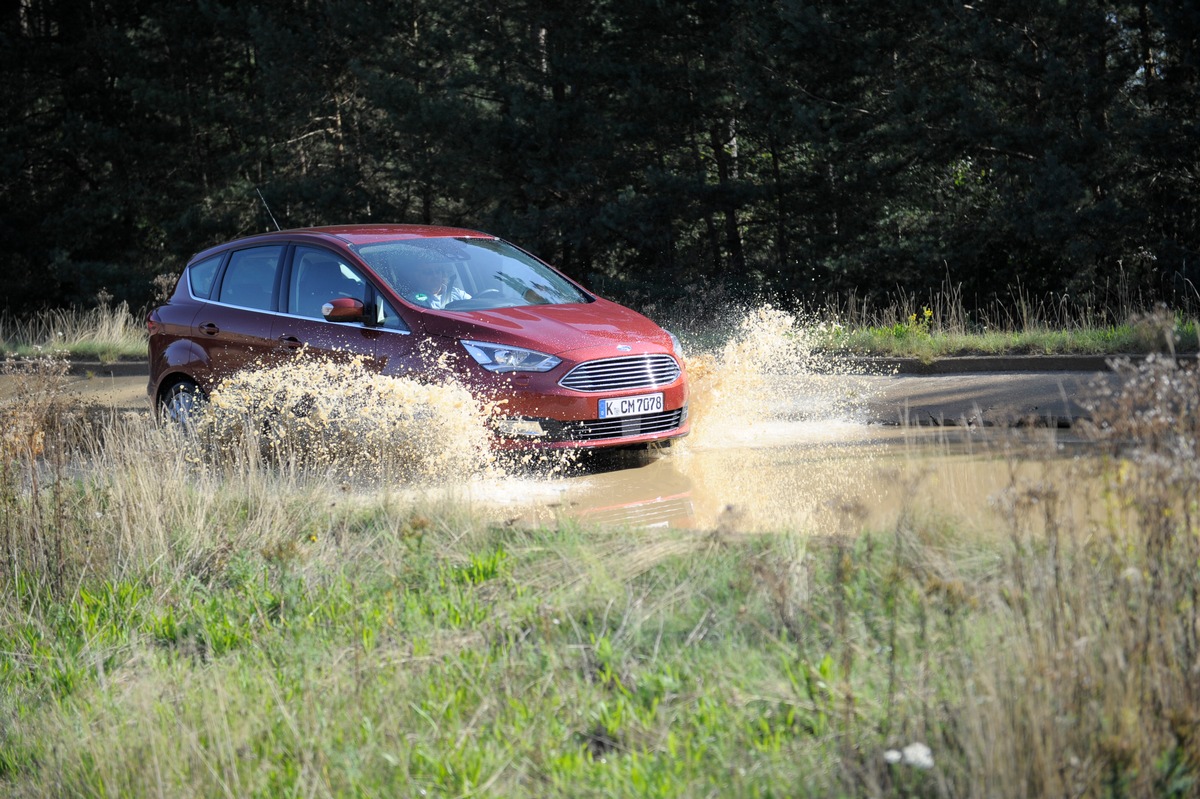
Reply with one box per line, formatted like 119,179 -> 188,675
1,352 -> 1198,797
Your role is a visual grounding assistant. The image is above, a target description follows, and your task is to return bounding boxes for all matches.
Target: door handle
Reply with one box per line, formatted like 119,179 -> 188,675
199,323 -> 219,335
278,335 -> 303,350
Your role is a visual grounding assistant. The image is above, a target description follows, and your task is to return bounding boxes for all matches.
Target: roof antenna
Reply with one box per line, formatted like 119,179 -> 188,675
256,187 -> 282,231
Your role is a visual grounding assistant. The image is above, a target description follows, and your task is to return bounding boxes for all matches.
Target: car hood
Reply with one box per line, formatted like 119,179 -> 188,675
418,300 -> 671,357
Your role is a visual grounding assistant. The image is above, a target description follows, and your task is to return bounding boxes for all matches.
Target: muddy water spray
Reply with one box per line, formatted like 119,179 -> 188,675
683,305 -> 875,449
198,357 -> 498,482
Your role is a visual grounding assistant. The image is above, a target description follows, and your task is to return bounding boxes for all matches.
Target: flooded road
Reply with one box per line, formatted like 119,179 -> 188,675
478,423 -> 1098,535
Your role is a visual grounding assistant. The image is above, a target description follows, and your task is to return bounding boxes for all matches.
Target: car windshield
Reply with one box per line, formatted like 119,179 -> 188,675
353,237 -> 591,311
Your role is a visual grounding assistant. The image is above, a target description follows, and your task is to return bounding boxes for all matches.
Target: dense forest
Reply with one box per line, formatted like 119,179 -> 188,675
2,1 -> 1197,315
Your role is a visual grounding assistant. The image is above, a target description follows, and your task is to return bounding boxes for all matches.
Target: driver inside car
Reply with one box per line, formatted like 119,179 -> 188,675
402,259 -> 471,309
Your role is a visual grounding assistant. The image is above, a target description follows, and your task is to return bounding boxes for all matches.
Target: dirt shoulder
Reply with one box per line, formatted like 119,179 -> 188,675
0,371 -> 150,413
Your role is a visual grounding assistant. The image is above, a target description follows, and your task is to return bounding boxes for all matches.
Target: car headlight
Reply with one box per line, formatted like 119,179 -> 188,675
461,340 -> 562,373
666,330 -> 684,360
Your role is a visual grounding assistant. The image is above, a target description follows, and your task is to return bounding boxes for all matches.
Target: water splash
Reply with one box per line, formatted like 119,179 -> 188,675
195,356 -> 497,483
178,305 -> 883,519
683,305 -> 875,449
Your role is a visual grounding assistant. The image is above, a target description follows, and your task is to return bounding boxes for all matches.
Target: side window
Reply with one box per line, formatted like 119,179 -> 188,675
289,246 -> 367,319
217,246 -> 283,310
188,255 -> 222,299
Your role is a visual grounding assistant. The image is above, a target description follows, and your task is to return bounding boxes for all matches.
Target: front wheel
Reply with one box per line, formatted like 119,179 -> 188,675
160,380 -> 203,431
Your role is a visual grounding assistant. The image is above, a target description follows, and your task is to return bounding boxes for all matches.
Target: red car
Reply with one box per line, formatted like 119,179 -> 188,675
147,225 -> 689,448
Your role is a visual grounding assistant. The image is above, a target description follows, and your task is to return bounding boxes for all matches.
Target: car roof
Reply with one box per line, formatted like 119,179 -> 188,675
188,224 -> 495,263
301,224 -> 495,245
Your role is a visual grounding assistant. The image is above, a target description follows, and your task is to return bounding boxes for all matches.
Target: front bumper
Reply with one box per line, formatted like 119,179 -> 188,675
469,344 -> 690,449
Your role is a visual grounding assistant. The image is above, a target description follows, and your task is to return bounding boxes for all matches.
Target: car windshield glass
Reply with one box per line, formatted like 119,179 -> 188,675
352,238 -> 590,311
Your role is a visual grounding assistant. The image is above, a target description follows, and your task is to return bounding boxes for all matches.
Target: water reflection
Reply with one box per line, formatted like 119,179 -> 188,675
498,424 -> 1099,536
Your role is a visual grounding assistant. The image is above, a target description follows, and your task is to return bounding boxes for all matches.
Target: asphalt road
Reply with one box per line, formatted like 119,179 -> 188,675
857,371 -> 1116,426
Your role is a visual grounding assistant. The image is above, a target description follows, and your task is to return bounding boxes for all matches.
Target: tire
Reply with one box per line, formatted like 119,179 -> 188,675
160,380 -> 203,431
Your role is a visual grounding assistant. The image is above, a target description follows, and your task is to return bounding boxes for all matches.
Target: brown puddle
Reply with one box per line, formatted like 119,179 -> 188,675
483,423 -> 1104,537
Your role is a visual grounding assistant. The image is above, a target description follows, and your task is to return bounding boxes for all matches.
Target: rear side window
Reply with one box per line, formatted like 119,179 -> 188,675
217,246 -> 283,310
187,255 -> 222,299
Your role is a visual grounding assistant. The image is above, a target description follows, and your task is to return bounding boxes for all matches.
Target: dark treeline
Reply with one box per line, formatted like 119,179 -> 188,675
2,1 -> 1198,315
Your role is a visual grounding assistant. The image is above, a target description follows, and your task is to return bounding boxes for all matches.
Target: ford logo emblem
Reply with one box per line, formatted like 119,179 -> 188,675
617,345 -> 632,352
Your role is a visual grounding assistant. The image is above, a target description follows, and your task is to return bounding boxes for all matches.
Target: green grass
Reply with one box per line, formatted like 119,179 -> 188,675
2,353 -> 1199,796
825,322 -> 1199,360
4,494 -> 1197,796
810,309 -> 1199,362
0,511 -> 973,795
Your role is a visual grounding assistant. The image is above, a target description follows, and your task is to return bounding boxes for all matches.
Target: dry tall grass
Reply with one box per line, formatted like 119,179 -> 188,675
828,274 -> 1200,335
0,298 -> 146,362
0,354 -> 505,601
814,355 -> 1200,797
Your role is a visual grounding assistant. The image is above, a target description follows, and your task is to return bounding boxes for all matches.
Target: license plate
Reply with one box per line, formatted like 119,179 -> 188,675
599,392 -> 663,419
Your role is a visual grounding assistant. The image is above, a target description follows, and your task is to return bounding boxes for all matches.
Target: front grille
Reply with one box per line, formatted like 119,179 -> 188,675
543,406 -> 687,443
559,354 -> 681,392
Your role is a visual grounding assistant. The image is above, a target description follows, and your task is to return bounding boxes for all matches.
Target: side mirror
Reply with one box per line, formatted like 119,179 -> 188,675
322,297 -> 366,323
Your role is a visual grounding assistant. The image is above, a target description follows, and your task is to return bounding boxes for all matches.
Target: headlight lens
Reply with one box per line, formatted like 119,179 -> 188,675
461,340 -> 562,373
666,330 -> 684,360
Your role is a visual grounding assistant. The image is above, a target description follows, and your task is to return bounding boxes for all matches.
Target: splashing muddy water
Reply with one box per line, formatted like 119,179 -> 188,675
195,356 -> 498,482
588,303 -> 893,532
683,305 -> 878,448
24,308 -> 1114,536
183,306 -> 879,485
177,307 -> 1068,536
